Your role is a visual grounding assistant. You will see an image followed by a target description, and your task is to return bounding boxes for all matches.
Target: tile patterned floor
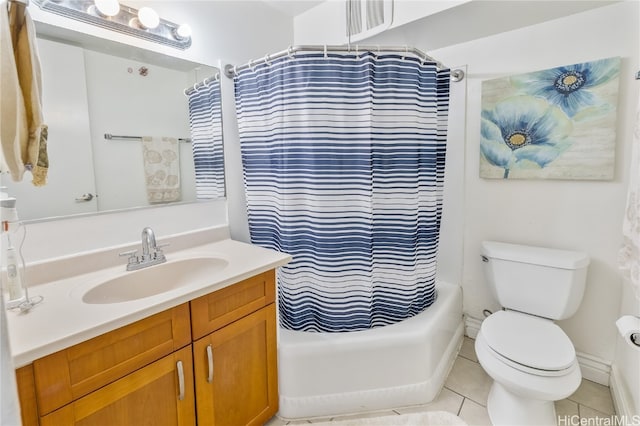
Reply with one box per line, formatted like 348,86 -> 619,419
266,337 -> 616,425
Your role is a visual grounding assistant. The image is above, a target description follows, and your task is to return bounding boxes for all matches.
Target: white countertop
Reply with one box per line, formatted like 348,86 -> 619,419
6,237 -> 291,367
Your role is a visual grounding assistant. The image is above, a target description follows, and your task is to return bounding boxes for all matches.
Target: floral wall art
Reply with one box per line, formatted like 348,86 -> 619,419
480,57 -> 621,179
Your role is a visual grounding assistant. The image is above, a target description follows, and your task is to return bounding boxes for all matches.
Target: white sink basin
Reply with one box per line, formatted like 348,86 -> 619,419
81,257 -> 229,304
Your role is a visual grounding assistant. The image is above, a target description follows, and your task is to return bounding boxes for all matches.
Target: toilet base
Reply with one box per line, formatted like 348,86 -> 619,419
487,381 -> 557,426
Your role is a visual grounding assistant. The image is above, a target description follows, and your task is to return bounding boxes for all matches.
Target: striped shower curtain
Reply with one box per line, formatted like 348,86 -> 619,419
187,80 -> 225,199
235,52 -> 450,332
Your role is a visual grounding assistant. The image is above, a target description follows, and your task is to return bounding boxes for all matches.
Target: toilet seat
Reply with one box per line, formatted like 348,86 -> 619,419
475,330 -> 582,402
476,328 -> 582,425
481,310 -> 576,376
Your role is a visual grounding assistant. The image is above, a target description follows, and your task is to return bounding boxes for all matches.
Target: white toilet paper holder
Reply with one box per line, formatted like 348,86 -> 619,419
616,315 -> 640,349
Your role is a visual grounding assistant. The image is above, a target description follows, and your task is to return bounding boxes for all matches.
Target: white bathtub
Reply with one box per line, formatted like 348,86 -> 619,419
277,280 -> 464,420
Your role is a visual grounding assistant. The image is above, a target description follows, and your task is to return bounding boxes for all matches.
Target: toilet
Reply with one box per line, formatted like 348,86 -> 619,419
475,241 -> 590,426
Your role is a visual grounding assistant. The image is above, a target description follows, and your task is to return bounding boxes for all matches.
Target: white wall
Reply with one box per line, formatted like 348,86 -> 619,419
294,1 -> 346,45
363,1 -> 639,369
436,66 -> 467,286
21,199 -> 229,262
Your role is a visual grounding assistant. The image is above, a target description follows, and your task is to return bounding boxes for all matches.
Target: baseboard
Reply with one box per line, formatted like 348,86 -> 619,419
464,316 -> 611,385
575,352 -> 610,385
464,314 -> 482,339
610,364 -> 637,418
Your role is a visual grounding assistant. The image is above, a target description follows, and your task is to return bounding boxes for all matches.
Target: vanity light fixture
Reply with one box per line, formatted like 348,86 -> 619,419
32,0 -> 192,50
92,0 -> 119,17
135,6 -> 160,30
173,24 -> 192,41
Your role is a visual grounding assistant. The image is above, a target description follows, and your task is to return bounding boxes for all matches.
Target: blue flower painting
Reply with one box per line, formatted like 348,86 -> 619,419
481,97 -> 573,178
480,57 -> 620,180
510,59 -> 620,118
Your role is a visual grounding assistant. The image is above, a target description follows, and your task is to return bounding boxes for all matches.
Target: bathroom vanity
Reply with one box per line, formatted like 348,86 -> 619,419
7,232 -> 290,426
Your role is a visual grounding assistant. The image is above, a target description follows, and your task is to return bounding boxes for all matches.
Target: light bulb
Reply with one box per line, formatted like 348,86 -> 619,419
94,0 -> 120,17
174,24 -> 192,41
138,7 -> 160,29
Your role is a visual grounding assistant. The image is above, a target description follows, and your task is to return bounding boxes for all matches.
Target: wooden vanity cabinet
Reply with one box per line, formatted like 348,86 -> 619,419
14,269 -> 279,426
191,270 -> 278,425
32,304 -> 192,416
40,345 -> 196,426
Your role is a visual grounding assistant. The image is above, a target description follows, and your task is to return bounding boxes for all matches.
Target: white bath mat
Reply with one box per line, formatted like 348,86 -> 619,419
310,411 -> 468,426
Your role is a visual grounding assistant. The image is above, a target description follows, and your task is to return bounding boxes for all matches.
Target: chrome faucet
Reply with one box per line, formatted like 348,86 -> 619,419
141,227 -> 157,260
119,227 -> 168,271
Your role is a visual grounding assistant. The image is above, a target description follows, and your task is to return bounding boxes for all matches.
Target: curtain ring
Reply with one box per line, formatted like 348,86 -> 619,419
323,45 -> 328,59
355,45 -> 359,61
215,72 -> 220,81
287,46 -> 295,59
264,54 -> 271,66
402,46 -> 409,61
202,78 -> 209,87
233,65 -> 238,75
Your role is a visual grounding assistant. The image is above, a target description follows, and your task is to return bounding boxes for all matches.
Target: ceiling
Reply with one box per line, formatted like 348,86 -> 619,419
260,0 -> 325,17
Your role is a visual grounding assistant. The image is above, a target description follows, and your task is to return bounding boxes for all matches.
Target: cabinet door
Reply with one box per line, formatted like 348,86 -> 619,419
34,303 -> 191,415
191,270 -> 275,339
193,304 -> 278,426
40,346 -> 195,426
15,365 -> 38,426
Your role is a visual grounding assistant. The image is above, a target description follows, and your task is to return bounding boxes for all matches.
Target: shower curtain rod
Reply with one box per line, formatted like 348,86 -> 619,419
223,45 -> 465,81
184,72 -> 221,96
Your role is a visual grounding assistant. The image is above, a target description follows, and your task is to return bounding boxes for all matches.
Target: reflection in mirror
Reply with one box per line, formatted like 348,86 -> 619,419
1,35 -> 225,221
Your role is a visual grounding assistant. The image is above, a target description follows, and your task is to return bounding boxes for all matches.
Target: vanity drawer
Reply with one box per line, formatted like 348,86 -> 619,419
190,270 -> 275,339
33,303 -> 191,416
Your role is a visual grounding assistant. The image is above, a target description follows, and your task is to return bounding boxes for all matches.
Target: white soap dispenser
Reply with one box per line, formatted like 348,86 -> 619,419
1,196 -> 25,307
5,236 -> 24,303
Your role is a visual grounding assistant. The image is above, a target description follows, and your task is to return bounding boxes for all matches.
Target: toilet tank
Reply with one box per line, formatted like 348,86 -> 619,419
481,241 -> 590,320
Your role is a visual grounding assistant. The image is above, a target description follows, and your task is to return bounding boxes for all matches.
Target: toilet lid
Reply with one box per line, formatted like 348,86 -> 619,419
481,310 -> 576,371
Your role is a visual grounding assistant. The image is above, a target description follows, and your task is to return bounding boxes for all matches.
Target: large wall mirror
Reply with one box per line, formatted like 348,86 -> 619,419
2,29 -> 225,221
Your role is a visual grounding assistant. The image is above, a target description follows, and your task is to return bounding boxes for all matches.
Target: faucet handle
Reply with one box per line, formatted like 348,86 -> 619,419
118,249 -> 139,263
119,249 -> 138,257
119,249 -> 141,270
154,243 -> 169,262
